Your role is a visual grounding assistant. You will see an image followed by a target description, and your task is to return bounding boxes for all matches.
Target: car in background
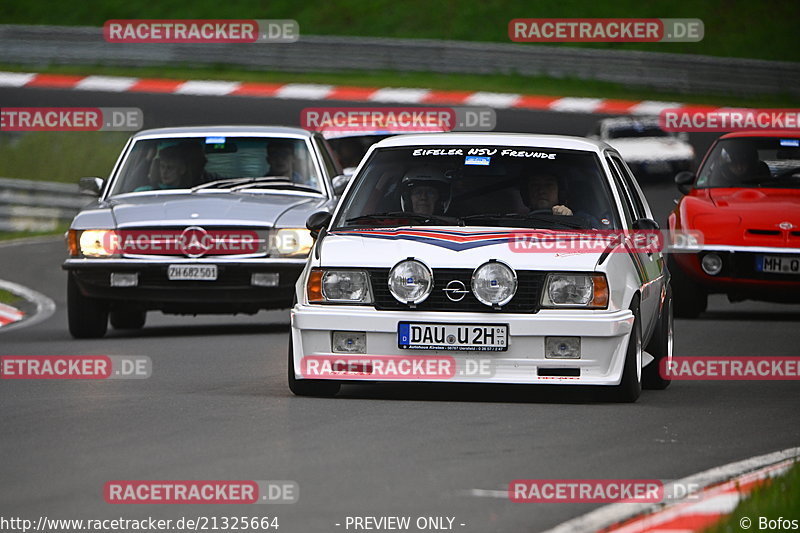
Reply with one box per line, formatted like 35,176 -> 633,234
323,126 -> 448,176
63,126 -> 347,338
290,133 -> 673,402
668,131 -> 800,317
590,117 -> 694,179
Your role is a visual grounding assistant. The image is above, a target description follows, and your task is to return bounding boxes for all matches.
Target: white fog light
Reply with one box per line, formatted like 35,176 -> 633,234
545,337 -> 581,359
251,272 -> 280,287
471,260 -> 517,307
388,259 -> 433,305
701,253 -> 723,275
110,272 -> 138,287
332,331 -> 366,353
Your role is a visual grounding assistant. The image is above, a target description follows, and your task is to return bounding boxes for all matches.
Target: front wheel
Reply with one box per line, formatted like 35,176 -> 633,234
608,296 -> 642,403
67,274 -> 108,339
643,285 -> 673,390
287,337 -> 340,397
110,309 -> 146,330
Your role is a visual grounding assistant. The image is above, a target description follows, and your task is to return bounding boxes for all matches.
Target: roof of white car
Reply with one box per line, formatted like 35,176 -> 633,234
131,125 -> 314,139
599,116 -> 660,127
372,132 -> 611,153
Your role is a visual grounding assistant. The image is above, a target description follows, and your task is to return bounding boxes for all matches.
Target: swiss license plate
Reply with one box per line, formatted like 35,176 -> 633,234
398,322 -> 508,351
167,264 -> 218,281
756,255 -> 800,275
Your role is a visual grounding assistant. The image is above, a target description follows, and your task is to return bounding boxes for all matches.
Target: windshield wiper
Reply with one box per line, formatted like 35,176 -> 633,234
345,211 -> 459,226
191,176 -> 293,191
231,181 -> 321,194
459,213 -> 589,229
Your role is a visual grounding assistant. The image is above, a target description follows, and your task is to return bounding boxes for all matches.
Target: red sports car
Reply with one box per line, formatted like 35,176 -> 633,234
668,131 -> 800,317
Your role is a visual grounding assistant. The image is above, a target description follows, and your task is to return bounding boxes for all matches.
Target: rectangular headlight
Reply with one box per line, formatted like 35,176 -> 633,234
541,273 -> 608,309
271,228 -> 313,257
78,229 -> 118,258
307,268 -> 373,304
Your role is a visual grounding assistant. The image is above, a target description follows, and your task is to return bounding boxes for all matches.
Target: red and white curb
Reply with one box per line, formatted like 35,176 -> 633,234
541,447 -> 800,533
0,301 -> 24,327
0,71 -> 722,116
0,277 -> 56,333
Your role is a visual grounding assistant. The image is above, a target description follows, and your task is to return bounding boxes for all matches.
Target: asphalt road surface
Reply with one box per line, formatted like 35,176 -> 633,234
1,86 -> 799,533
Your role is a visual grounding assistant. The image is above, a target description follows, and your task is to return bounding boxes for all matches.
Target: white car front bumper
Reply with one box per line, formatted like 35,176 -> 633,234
291,305 -> 635,386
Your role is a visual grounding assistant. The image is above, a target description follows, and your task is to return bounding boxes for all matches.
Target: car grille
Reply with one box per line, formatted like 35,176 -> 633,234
366,268 -> 546,313
117,226 -> 270,257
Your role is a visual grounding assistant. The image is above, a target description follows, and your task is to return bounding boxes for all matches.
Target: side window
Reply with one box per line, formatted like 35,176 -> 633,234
605,157 -> 635,228
313,134 -> 343,178
610,156 -> 647,220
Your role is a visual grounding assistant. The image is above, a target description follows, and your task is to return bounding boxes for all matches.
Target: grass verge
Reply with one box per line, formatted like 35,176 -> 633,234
0,223 -> 70,242
0,131 -> 129,183
2,63 -> 798,108
0,0 -> 797,62
0,288 -> 23,306
704,461 -> 800,533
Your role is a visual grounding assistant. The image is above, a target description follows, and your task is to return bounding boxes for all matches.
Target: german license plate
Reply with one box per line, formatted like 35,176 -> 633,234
756,255 -> 800,275
167,264 -> 218,281
398,322 -> 508,351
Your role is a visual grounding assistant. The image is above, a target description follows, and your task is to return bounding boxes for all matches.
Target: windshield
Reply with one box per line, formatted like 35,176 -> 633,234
695,137 -> 800,189
333,146 -> 619,230
109,136 -> 323,195
327,135 -> 392,168
606,125 -> 670,139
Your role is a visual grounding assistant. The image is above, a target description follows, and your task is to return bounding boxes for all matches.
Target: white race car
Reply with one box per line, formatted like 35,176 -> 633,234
290,133 -> 673,402
590,117 -> 694,179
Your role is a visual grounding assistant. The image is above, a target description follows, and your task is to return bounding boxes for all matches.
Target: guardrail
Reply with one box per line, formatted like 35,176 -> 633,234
0,177 -> 89,232
1,24 -> 798,98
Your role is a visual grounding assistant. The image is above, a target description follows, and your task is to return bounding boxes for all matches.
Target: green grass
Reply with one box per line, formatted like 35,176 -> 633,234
0,131 -> 129,183
0,0 -> 796,61
0,288 -> 23,305
1,63 -> 797,108
0,223 -> 70,242
704,462 -> 800,533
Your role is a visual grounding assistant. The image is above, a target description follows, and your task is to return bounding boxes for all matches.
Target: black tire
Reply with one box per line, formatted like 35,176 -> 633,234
668,254 -> 707,318
643,285 -> 673,390
67,274 -> 108,339
609,295 -> 642,403
110,309 -> 146,330
287,337 -> 340,397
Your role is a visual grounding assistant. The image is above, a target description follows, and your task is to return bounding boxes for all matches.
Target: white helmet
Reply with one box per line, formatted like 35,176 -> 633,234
400,166 -> 452,213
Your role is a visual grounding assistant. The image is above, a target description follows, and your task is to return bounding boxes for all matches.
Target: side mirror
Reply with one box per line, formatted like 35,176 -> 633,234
79,177 -> 104,197
674,171 -> 695,195
332,174 -> 350,196
632,218 -> 660,231
306,211 -> 332,239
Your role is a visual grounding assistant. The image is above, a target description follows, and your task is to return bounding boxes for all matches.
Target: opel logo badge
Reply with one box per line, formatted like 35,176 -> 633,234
180,226 -> 212,258
778,221 -> 795,230
443,280 -> 468,302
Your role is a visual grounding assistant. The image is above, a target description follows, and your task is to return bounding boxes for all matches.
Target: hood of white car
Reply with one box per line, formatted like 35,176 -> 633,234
320,227 -> 605,271
606,137 -> 694,163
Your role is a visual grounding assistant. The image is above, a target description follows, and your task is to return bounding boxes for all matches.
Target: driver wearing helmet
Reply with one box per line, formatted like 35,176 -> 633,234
401,167 -> 452,216
716,142 -> 770,186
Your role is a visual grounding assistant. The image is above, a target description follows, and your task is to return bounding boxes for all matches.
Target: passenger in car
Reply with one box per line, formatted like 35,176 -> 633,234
266,140 -> 304,182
